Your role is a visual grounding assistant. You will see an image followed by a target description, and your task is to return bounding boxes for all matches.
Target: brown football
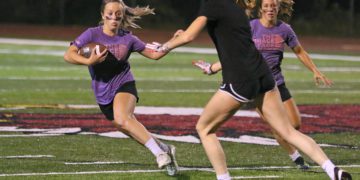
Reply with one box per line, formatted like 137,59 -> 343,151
78,42 -> 107,58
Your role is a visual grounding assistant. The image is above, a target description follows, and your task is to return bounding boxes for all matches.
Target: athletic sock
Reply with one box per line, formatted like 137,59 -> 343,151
321,160 -> 335,179
289,150 -> 301,162
216,172 -> 231,180
144,137 -> 165,157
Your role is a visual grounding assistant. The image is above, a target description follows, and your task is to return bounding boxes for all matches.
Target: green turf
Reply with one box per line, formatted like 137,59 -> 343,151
0,43 -> 359,179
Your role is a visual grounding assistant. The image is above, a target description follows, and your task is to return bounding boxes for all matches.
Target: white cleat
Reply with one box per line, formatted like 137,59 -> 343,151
156,152 -> 171,169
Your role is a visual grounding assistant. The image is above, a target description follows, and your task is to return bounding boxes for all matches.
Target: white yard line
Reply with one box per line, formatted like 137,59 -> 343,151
1,165 -> 359,177
1,37 -> 360,61
0,155 -> 55,159
65,161 -> 125,165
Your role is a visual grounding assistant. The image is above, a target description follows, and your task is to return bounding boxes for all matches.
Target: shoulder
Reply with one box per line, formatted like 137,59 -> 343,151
277,21 -> 295,32
86,26 -> 102,33
250,19 -> 260,27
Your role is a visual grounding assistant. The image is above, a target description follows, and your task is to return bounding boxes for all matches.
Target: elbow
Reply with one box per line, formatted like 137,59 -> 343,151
63,53 -> 71,63
182,34 -> 195,43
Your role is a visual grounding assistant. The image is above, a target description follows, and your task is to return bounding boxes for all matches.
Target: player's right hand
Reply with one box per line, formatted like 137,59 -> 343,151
192,60 -> 215,75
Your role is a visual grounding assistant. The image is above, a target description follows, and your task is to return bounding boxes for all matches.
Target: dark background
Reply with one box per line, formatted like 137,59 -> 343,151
0,0 -> 358,37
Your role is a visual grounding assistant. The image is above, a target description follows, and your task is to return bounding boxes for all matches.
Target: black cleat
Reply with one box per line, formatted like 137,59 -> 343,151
334,167 -> 352,180
294,157 -> 310,170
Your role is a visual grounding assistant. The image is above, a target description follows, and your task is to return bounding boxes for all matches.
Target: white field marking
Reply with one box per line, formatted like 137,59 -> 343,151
65,161 -> 125,165
232,176 -> 281,179
1,37 -> 360,61
0,48 -> 141,59
2,76 -> 360,84
283,65 -> 360,72
220,135 -> 343,148
292,90 -> 360,94
0,170 -> 164,177
0,127 -> 352,147
0,127 -> 81,134
0,66 -> 82,72
0,105 -> 318,118
0,134 -> 62,137
1,165 -> 360,177
0,155 -> 55,159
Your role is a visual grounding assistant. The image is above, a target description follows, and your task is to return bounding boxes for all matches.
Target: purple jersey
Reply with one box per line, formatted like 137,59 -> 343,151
250,19 -> 299,85
72,26 -> 145,105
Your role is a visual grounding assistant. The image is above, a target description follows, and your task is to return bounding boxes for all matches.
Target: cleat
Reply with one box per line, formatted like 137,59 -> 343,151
156,152 -> 171,169
165,145 -> 179,176
334,167 -> 352,180
294,157 -> 310,170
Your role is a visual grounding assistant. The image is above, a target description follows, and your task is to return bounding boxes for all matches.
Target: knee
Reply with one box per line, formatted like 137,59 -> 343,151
196,123 -> 207,138
113,113 -> 134,129
291,117 -> 302,130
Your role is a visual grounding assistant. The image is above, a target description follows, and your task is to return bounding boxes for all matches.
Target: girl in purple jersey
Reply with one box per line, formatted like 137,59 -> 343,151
150,0 -> 351,179
193,0 -> 333,171
64,0 -> 178,176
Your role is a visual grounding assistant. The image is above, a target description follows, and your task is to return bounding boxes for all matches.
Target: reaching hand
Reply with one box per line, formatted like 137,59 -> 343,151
145,42 -> 170,53
313,72 -> 333,87
192,60 -> 215,75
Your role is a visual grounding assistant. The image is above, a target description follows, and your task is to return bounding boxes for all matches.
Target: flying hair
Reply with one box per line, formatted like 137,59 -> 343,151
99,0 -> 154,29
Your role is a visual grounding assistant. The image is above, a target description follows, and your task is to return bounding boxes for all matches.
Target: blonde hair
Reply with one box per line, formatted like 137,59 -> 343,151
100,0 -> 154,29
257,0 -> 294,22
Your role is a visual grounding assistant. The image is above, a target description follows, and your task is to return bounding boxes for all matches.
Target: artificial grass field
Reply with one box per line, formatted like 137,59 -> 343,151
0,41 -> 359,179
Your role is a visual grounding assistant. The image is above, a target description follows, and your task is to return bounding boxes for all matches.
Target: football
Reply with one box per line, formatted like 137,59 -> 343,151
78,42 -> 107,58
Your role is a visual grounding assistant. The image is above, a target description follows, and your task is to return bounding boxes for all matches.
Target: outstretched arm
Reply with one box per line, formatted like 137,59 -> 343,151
139,30 -> 184,60
292,45 -> 333,87
150,16 -> 207,53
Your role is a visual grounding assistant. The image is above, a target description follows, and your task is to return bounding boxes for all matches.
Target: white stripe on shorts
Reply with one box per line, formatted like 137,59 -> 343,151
229,84 -> 251,102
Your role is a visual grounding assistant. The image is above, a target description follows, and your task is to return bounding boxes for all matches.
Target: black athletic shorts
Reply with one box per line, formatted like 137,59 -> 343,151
277,83 -> 292,102
98,81 -> 139,121
220,72 -> 275,103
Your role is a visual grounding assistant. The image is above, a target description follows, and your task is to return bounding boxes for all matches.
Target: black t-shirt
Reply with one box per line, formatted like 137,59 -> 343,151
199,0 -> 270,83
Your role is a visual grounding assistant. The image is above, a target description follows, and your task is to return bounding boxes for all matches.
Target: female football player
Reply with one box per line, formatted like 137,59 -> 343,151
64,0 -> 178,176
192,0 -> 333,171
150,0 -> 351,179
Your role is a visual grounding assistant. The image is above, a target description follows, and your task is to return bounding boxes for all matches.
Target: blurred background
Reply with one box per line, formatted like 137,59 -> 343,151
0,0 -> 358,38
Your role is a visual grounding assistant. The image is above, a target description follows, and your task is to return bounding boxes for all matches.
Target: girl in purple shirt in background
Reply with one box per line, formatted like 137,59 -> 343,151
64,0 -> 178,176
193,0 -> 335,173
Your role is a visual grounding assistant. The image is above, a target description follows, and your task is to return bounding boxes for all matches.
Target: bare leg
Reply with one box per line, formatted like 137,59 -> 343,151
196,91 -> 242,175
255,88 -> 329,165
262,98 -> 302,155
112,93 -> 151,144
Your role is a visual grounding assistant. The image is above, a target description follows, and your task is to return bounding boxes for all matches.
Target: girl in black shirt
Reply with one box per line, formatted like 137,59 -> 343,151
150,0 -> 352,179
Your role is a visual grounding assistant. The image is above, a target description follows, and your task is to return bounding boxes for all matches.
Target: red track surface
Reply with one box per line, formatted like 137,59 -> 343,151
1,105 -> 359,137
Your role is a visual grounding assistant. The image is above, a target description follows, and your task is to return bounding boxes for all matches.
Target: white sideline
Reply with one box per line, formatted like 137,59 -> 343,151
1,165 -> 360,177
1,37 -> 360,61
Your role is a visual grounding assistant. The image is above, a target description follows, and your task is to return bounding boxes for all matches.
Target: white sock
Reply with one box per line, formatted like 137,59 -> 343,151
217,172 -> 231,180
321,160 -> 335,180
289,150 -> 301,161
144,138 -> 165,157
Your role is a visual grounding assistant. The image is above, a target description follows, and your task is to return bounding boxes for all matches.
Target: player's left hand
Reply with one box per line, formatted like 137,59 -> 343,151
314,72 -> 333,87
192,60 -> 216,75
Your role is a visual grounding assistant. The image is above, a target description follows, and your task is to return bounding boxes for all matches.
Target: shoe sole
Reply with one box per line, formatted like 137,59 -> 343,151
165,145 -> 178,176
